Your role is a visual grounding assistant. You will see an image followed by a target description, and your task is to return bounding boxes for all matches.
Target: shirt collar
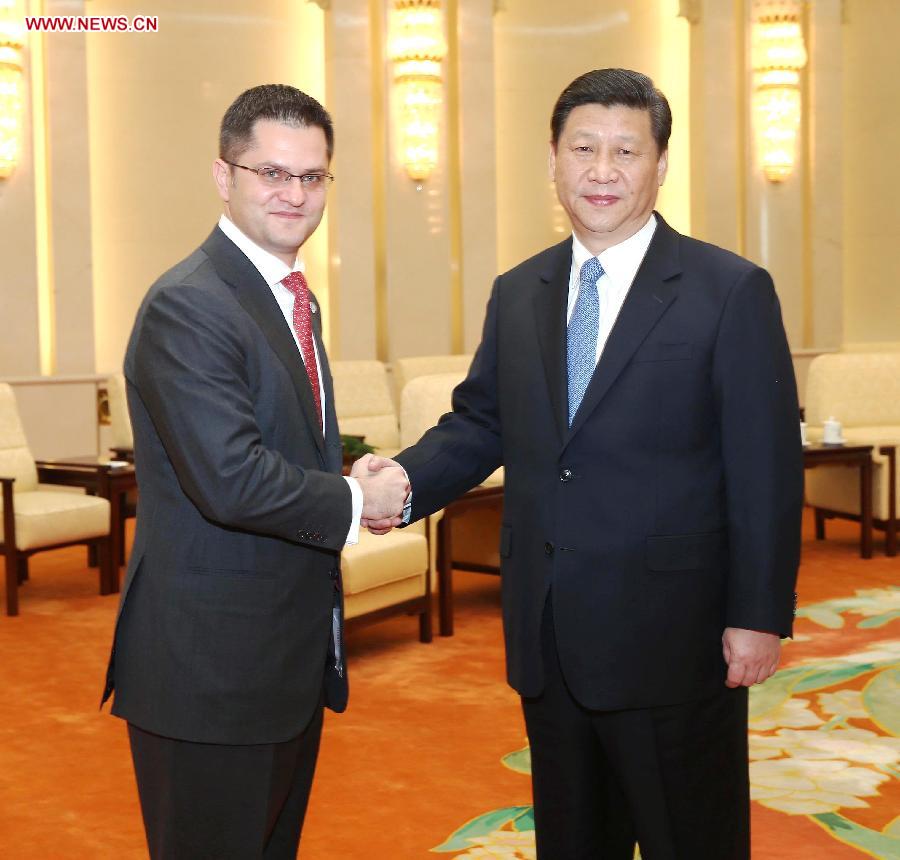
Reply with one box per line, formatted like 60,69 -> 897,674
218,214 -> 305,288
570,212 -> 657,287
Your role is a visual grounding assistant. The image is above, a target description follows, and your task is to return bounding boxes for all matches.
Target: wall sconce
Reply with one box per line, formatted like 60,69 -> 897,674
751,3 -> 807,183
388,0 -> 446,188
0,0 -> 24,179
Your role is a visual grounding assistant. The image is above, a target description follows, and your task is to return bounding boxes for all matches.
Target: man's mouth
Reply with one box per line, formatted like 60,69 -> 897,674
583,195 -> 619,206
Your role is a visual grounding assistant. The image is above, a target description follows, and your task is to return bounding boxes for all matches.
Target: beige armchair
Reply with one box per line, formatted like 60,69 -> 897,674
106,372 -> 134,460
804,353 -> 899,556
330,360 -> 401,459
340,525 -> 431,641
392,354 -> 472,410
331,360 -> 431,640
0,384 -> 113,615
400,372 -> 504,636
102,373 -> 139,566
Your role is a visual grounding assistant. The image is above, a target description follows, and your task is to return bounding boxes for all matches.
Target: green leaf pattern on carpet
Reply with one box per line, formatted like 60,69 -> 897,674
500,745 -> 531,775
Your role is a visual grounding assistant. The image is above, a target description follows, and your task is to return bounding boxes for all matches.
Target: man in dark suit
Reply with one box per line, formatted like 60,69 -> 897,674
102,85 -> 409,860
358,69 -> 803,858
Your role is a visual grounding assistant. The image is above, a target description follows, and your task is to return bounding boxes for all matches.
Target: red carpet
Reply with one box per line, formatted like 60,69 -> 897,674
0,510 -> 896,858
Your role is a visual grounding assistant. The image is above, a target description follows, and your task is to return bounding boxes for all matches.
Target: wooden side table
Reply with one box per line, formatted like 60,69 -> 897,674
35,456 -> 137,593
803,444 -> 874,559
431,484 -> 504,637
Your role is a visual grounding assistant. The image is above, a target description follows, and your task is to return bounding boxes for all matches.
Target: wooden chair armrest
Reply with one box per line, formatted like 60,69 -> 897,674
35,462 -> 109,480
1,477 -> 16,548
880,446 -> 897,522
34,462 -> 114,495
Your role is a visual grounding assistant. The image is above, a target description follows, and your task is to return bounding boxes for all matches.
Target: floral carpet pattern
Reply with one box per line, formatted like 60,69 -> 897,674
0,513 -> 894,858
433,587 -> 900,859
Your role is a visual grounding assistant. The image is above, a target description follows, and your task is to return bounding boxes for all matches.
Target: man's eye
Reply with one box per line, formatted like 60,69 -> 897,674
618,149 -> 633,156
260,168 -> 284,181
300,174 -> 323,186
574,146 -> 592,153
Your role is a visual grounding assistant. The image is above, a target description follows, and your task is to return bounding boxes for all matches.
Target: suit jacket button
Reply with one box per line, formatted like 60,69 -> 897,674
544,542 -> 554,556
560,468 -> 573,482
330,569 -> 338,581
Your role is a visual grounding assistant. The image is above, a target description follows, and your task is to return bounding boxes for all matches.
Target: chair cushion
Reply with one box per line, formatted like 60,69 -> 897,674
482,467 -> 504,487
338,416 -> 400,453
341,529 -> 427,596
344,576 -> 427,620
0,491 -> 111,550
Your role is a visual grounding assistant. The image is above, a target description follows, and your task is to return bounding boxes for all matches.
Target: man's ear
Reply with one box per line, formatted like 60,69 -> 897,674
657,148 -> 669,187
212,159 -> 231,202
548,142 -> 557,182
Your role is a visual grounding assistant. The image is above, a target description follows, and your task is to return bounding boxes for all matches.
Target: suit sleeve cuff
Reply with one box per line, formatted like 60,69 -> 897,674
400,465 -> 412,525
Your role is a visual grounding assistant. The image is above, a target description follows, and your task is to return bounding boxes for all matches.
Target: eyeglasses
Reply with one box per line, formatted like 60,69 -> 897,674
225,161 -> 335,191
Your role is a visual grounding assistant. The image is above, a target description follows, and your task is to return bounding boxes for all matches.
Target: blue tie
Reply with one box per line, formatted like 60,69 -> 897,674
567,256 -> 603,426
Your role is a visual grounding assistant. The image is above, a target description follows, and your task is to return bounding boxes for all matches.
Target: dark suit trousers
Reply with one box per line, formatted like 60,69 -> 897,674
522,596 -> 749,860
127,706 -> 324,860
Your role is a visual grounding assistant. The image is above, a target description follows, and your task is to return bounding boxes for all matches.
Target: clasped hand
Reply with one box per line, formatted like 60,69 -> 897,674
351,454 -> 407,535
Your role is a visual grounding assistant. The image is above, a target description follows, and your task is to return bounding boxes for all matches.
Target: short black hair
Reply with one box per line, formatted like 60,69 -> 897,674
551,68 -> 671,153
219,84 -> 334,163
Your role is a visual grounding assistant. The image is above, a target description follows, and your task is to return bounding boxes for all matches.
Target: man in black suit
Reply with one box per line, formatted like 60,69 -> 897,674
358,69 -> 803,858
102,85 -> 409,860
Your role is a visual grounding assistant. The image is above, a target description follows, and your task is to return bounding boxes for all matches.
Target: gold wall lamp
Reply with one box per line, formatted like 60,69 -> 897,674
388,0 -> 446,188
0,0 -> 24,179
751,2 -> 808,183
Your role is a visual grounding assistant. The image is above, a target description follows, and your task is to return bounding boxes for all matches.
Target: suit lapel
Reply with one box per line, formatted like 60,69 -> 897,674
566,216 -> 682,443
200,227 -> 328,463
533,239 -> 573,446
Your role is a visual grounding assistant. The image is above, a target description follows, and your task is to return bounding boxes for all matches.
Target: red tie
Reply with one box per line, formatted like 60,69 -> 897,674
281,271 -> 322,428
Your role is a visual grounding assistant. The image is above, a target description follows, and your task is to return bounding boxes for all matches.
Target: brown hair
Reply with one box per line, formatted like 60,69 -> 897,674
219,84 -> 334,163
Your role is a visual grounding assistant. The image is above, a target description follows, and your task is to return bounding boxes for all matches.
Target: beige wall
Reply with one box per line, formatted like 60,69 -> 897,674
842,0 -> 900,349
0,11 -> 40,377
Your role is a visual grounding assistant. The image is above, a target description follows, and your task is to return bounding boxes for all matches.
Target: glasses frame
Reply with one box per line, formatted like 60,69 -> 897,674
224,161 -> 335,189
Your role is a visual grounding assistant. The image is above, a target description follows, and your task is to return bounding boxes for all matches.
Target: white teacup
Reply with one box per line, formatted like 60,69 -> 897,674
823,417 -> 843,445
800,421 -> 808,445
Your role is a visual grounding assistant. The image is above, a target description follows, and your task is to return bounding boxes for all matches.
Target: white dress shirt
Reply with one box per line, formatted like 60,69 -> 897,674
218,214 -> 362,545
567,213 -> 658,364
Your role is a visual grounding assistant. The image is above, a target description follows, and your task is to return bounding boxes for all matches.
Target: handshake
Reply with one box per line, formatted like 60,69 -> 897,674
350,454 -> 408,535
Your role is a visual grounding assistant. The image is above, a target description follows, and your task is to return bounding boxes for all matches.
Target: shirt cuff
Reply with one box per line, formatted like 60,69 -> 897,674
343,476 -> 363,546
401,494 -> 412,525
396,465 -> 412,525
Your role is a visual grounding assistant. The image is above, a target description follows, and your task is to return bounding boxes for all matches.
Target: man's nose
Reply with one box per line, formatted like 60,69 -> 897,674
279,177 -> 308,206
587,151 -> 617,183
